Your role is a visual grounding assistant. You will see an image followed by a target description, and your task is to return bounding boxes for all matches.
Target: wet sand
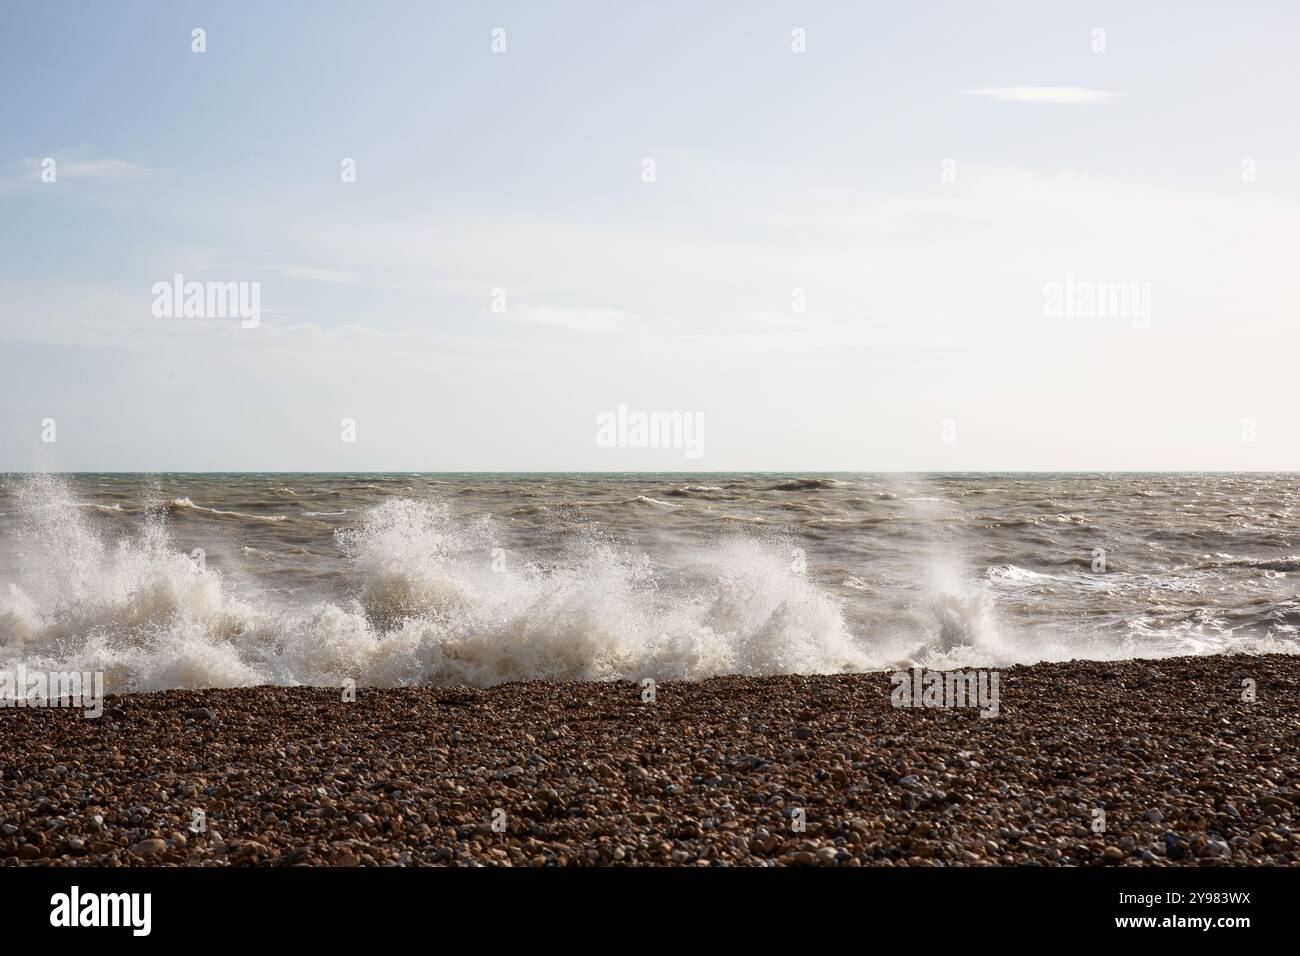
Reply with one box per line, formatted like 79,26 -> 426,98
3,654 -> 1298,866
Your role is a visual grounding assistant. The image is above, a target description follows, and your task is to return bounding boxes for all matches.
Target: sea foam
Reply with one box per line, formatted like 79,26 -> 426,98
0,479 -> 874,691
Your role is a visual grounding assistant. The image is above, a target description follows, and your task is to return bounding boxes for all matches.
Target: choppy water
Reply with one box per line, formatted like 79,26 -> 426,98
1,473 -> 1297,690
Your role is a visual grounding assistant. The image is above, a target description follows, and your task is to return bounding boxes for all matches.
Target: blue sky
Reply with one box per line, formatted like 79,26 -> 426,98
2,1 -> 1298,470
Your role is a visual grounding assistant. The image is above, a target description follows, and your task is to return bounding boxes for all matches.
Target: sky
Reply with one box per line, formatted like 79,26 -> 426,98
1,0 -> 1298,471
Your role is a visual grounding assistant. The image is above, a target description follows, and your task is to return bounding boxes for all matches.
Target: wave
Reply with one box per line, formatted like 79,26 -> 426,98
0,481 -> 873,691
169,497 -> 287,523
1189,554 -> 1300,573
4,475 -> 1298,692
625,495 -> 678,509
984,564 -> 1057,584
765,477 -> 842,492
664,485 -> 728,497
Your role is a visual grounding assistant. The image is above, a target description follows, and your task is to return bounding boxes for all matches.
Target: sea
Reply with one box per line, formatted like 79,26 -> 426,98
1,472 -> 1297,691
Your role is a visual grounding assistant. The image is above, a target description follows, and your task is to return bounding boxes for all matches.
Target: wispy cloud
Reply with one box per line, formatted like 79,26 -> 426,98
229,263 -> 482,296
958,86 -> 1119,104
504,304 -> 637,332
254,264 -> 363,285
0,155 -> 161,195
16,156 -> 161,179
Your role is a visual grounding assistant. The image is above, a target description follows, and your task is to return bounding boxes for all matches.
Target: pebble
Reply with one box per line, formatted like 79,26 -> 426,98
0,656 -> 1295,867
130,839 -> 166,858
1198,838 -> 1231,860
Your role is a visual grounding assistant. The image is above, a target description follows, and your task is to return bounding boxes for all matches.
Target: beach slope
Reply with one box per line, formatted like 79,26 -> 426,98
3,655 -> 1297,866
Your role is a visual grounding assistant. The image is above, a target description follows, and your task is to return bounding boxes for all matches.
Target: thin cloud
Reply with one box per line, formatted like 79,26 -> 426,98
258,264 -> 363,285
958,86 -> 1119,104
0,156 -> 161,194
504,304 -> 637,332
233,263 -> 479,296
16,156 -> 161,179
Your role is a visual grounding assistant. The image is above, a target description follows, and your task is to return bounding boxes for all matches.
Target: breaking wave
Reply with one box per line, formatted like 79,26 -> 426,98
2,474 -> 1297,693
0,479 -> 873,691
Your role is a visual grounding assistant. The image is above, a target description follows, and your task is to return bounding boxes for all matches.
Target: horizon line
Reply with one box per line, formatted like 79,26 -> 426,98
3,470 -> 1297,477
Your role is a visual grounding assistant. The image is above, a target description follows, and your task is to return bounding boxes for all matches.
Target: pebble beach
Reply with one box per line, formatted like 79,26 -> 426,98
3,654 -> 1298,866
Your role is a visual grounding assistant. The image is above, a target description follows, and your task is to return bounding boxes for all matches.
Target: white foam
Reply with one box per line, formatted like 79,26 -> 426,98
0,482 -> 875,690
4,476 -> 1296,692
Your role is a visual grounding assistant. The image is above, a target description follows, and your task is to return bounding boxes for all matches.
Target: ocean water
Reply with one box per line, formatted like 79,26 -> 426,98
1,472 -> 1297,691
